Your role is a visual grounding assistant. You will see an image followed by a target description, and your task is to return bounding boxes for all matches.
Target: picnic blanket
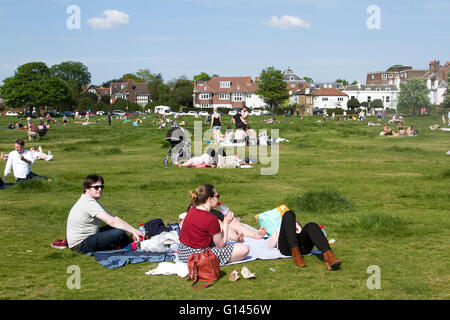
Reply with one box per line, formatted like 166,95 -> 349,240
87,248 -> 175,269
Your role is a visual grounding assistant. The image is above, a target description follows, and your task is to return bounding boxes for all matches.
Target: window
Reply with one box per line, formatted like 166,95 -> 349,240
385,88 -> 391,91
322,97 -> 328,101
376,88 -> 381,91
219,93 -> 230,100
388,74 -> 393,78
338,97 -> 344,102
385,96 -> 390,103
371,74 -> 375,79
291,84 -> 296,88
381,74 -> 387,80
220,81 -> 231,88
232,93 -> 244,101
367,96 -> 371,102
199,93 -> 211,100
290,76 -> 294,81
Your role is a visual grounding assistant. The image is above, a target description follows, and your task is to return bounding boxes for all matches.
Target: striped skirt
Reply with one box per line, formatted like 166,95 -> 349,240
178,242 -> 235,266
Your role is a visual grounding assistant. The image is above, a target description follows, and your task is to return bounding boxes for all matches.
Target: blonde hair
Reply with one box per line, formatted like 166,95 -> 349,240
189,184 -> 216,206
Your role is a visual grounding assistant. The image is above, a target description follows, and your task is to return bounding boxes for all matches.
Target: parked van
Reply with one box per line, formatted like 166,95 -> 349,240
154,106 -> 173,115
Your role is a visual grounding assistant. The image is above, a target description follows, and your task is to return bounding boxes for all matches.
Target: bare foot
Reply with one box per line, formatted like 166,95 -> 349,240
254,227 -> 266,239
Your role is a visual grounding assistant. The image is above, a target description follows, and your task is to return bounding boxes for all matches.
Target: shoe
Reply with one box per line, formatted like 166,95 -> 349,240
229,270 -> 239,281
291,247 -> 306,267
45,154 -> 53,161
323,250 -> 342,271
47,150 -> 52,156
51,239 -> 67,249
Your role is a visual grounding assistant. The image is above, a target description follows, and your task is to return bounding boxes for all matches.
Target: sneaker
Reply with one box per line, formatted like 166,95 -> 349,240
47,150 -> 52,156
51,239 -> 67,249
45,154 -> 53,161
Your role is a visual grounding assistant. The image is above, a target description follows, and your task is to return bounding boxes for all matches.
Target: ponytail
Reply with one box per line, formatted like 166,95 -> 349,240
189,184 -> 215,206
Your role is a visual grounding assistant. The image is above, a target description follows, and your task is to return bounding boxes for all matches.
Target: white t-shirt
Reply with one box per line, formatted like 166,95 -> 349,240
3,150 -> 35,179
66,194 -> 112,248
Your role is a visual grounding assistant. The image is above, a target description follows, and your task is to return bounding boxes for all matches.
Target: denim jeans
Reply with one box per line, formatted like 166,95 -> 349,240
278,211 -> 331,256
16,171 -> 47,183
77,225 -> 132,253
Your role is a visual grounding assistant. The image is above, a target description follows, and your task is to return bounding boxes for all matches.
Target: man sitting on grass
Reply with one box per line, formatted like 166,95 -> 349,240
2,139 -> 48,183
66,174 -> 145,253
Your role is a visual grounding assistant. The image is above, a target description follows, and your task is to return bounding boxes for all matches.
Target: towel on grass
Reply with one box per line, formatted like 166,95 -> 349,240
172,224 -> 321,266
87,248 -> 175,269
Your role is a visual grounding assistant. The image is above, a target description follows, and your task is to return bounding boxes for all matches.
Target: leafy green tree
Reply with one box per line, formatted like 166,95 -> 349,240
193,72 -> 211,81
336,79 -> 348,86
303,76 -> 313,83
50,61 -> 91,90
0,62 -> 71,111
256,66 -> 290,109
347,97 -> 360,110
397,78 -> 430,115
121,73 -> 143,82
370,99 -> 384,109
173,79 -> 193,108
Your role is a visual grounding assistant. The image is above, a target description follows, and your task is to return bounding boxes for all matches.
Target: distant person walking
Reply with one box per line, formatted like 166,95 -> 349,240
107,112 -> 112,126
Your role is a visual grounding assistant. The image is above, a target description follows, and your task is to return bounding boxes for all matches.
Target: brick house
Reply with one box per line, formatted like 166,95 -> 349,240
193,76 -> 268,109
283,67 -> 309,93
83,85 -> 110,99
289,88 -> 315,115
109,79 -> 151,107
425,60 -> 449,105
366,65 -> 428,86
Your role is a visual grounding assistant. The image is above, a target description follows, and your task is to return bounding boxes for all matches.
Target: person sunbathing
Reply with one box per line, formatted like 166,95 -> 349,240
176,153 -> 214,168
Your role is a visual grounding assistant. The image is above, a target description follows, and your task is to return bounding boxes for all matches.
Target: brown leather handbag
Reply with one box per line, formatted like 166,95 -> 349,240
186,248 -> 220,289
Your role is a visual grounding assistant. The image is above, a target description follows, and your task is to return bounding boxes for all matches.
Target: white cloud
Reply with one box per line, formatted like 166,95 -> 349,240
88,10 -> 130,30
263,15 -> 310,30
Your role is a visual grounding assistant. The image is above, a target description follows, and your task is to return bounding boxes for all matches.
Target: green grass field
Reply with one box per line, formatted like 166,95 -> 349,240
0,112 -> 449,300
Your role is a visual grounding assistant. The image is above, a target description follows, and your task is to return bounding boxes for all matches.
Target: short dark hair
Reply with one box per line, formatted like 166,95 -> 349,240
83,174 -> 104,192
15,139 -> 25,147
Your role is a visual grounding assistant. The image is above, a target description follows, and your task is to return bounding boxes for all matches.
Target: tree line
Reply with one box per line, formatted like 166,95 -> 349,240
1,61 -> 447,114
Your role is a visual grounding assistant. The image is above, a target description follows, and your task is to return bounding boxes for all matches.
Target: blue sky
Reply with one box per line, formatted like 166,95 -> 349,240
0,0 -> 449,86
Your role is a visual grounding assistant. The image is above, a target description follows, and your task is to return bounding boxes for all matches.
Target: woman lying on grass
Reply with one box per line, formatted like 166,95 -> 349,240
267,210 -> 342,271
177,184 -> 249,266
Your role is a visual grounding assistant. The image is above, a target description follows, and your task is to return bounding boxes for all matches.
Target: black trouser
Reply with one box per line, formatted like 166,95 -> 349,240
278,211 -> 331,256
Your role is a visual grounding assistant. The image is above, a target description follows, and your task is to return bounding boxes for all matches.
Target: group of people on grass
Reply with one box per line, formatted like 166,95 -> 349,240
380,124 -> 418,136
63,175 -> 342,271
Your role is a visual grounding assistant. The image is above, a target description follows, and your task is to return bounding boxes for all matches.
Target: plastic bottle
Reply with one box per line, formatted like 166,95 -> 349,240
218,202 -> 230,216
138,222 -> 146,240
319,224 -> 327,238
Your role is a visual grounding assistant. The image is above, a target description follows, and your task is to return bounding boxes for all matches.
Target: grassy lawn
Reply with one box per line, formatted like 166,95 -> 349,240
0,112 -> 449,300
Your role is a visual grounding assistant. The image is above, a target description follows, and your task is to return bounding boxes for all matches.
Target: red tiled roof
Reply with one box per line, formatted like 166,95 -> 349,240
195,76 -> 259,93
311,88 -> 348,96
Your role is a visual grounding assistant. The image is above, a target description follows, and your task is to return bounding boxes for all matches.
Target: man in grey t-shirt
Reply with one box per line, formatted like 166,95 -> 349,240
66,174 -> 144,253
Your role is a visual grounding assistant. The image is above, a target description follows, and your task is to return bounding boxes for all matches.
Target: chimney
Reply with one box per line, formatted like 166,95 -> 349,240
437,60 -> 440,68
247,77 -> 251,84
429,60 -> 435,73
255,76 -> 259,83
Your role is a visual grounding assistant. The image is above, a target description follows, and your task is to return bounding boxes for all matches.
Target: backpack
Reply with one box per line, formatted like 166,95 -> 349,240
186,249 -> 220,289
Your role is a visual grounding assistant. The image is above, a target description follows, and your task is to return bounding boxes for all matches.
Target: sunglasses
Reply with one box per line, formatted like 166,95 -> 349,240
90,185 -> 105,190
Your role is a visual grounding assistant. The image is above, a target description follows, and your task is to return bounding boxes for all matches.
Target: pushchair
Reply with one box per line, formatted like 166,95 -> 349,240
163,127 -> 191,167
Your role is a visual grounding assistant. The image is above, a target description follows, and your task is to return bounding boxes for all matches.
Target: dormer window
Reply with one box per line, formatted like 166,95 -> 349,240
220,81 -> 231,88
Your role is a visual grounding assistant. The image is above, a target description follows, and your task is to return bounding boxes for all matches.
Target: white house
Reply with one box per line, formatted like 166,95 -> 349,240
427,79 -> 447,105
311,88 -> 349,110
342,81 -> 399,110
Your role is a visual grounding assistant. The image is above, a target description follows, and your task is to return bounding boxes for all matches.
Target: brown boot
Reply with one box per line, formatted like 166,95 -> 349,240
291,247 -> 306,267
323,250 -> 341,271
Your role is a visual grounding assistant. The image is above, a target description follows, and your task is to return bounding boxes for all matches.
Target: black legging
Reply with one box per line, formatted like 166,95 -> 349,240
278,211 -> 331,256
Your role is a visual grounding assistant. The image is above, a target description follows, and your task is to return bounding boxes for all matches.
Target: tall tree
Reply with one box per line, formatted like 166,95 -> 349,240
193,72 -> 211,81
0,62 -> 70,111
50,61 -> 91,89
397,78 -> 430,115
173,79 -> 194,108
256,66 -> 290,109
